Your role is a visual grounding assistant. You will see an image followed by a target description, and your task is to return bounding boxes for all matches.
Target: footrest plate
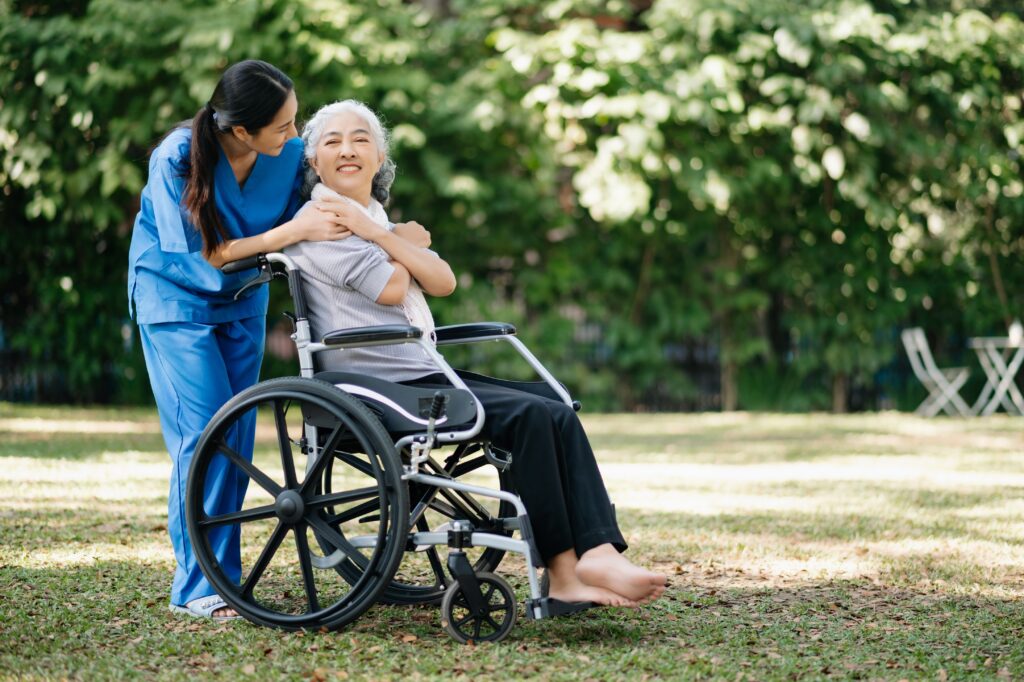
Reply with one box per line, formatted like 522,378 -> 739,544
524,597 -> 597,620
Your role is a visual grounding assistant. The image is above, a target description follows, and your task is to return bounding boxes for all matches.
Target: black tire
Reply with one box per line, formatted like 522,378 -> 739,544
185,377 -> 407,631
323,442 -> 515,605
440,571 -> 518,644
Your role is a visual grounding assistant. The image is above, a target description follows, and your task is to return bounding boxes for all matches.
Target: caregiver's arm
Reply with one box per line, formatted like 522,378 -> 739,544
205,199 -> 352,269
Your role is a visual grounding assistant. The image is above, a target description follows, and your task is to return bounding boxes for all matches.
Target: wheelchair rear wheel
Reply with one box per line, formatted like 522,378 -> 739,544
186,377 -> 407,631
322,442 -> 515,606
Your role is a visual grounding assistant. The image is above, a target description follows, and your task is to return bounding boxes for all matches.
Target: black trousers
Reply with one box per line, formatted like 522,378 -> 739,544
403,373 -> 627,564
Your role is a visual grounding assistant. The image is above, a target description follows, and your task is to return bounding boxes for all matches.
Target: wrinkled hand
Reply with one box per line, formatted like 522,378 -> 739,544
392,221 -> 431,248
294,202 -> 352,242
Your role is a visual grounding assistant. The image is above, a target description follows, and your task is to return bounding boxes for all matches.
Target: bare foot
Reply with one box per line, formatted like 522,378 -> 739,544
576,544 -> 667,603
212,606 -> 239,618
547,572 -> 636,607
544,548 -> 636,607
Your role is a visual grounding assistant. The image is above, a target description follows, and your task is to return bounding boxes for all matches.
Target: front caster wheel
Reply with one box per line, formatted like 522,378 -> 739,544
440,571 -> 517,644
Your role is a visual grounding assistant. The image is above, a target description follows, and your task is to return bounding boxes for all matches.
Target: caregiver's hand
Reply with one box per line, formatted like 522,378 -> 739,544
393,221 -> 431,249
294,199 -> 354,241
321,201 -> 389,242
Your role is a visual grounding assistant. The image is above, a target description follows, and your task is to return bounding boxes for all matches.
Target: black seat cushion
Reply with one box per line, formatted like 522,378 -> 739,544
311,371 -> 478,435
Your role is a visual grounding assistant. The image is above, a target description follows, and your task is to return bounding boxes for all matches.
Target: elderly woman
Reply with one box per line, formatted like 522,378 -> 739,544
283,100 -> 667,607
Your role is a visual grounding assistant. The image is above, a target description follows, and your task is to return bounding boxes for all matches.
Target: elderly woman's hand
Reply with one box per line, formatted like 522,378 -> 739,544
392,221 -> 431,249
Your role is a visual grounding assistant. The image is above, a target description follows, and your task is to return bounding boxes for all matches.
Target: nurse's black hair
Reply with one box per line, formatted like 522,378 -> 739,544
182,60 -> 294,257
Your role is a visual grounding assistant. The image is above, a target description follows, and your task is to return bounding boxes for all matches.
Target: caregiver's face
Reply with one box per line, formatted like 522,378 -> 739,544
232,90 -> 299,156
311,110 -> 384,200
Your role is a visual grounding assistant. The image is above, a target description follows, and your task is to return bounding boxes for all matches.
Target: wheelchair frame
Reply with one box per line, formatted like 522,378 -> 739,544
185,251 -> 593,643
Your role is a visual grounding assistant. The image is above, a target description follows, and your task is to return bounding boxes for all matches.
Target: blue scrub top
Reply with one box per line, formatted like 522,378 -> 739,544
128,128 -> 305,324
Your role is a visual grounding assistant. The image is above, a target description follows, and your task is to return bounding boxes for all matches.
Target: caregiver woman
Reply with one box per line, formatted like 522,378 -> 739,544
127,60 -> 350,620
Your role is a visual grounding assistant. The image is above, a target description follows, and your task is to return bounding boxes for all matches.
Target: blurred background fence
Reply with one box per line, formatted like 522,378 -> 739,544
1,0 -> 1022,412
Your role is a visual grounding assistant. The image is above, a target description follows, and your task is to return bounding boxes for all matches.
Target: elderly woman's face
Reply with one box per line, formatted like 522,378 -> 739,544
311,110 -> 384,200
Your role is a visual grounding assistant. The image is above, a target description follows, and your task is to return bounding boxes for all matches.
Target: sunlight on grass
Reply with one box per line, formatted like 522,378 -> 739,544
2,408 -> 1023,679
0,418 -> 161,434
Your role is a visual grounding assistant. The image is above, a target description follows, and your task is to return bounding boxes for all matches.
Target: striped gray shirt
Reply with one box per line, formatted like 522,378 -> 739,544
283,215 -> 440,382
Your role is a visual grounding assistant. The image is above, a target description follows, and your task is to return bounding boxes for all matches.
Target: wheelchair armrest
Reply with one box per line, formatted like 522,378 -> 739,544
435,322 -> 517,345
322,324 -> 423,348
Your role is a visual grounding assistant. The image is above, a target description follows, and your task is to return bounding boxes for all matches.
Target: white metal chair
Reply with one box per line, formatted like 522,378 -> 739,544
901,327 -> 972,417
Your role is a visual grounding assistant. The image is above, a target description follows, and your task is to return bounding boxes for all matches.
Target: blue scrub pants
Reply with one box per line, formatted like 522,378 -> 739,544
139,317 -> 265,607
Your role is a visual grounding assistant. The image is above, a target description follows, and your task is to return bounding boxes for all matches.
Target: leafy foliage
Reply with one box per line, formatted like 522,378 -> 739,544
1,0 -> 1021,409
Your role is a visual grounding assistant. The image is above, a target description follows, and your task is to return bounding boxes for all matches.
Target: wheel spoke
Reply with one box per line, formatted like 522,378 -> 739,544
293,524 -> 320,614
241,521 -> 288,597
472,618 -> 483,640
275,400 -> 298,488
306,485 -> 380,510
453,611 -> 474,628
218,440 -> 282,496
331,451 -> 377,479
425,498 -> 459,519
300,423 -> 348,495
305,513 -> 368,568
448,455 -> 489,479
483,583 -> 495,603
484,614 -> 501,632
199,503 -> 277,528
418,517 -> 448,588
324,497 -> 381,526
437,486 -> 491,524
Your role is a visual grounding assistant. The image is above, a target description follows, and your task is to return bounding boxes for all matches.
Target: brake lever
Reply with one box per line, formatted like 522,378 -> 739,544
234,265 -> 273,300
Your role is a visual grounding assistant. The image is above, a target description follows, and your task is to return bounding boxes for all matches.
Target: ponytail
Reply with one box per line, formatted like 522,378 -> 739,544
183,103 -> 229,257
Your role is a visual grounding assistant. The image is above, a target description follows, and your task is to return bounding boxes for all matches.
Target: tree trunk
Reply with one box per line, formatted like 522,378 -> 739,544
832,372 -> 849,413
721,358 -> 738,412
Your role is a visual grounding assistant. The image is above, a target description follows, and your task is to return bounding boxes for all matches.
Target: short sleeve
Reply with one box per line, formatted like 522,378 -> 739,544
291,238 -> 396,303
150,152 -> 202,254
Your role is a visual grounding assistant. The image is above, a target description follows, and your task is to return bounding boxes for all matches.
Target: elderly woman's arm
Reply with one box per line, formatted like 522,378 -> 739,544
376,231 -> 456,297
376,262 -> 412,305
325,206 -> 456,297
342,218 -> 456,298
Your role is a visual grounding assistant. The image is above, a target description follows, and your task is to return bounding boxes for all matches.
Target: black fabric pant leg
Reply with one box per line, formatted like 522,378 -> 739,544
403,374 -> 626,564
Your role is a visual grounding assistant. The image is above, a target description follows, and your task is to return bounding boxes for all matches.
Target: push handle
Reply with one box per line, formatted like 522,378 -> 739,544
221,254 -> 265,274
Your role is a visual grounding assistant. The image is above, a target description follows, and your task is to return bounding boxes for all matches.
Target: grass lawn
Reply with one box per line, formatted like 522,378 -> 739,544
1,403 -> 1023,680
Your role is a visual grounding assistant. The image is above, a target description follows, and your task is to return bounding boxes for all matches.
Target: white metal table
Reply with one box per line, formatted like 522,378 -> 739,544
968,336 -> 1024,416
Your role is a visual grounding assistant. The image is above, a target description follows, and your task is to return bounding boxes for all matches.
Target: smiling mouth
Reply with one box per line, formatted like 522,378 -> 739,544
336,164 -> 362,173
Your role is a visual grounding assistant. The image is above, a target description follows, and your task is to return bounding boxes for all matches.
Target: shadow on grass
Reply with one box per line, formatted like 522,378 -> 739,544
1,561 -> 1022,679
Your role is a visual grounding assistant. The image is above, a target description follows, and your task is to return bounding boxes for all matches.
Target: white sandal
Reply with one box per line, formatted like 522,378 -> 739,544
169,595 -> 241,621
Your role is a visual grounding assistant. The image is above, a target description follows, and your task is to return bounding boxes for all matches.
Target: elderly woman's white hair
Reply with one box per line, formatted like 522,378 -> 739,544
301,99 -> 397,203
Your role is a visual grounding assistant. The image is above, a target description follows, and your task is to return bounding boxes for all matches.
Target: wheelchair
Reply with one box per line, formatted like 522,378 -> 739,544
184,252 -> 595,643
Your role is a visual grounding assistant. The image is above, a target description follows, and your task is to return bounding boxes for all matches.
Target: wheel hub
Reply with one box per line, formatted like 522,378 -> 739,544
275,489 -> 306,523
